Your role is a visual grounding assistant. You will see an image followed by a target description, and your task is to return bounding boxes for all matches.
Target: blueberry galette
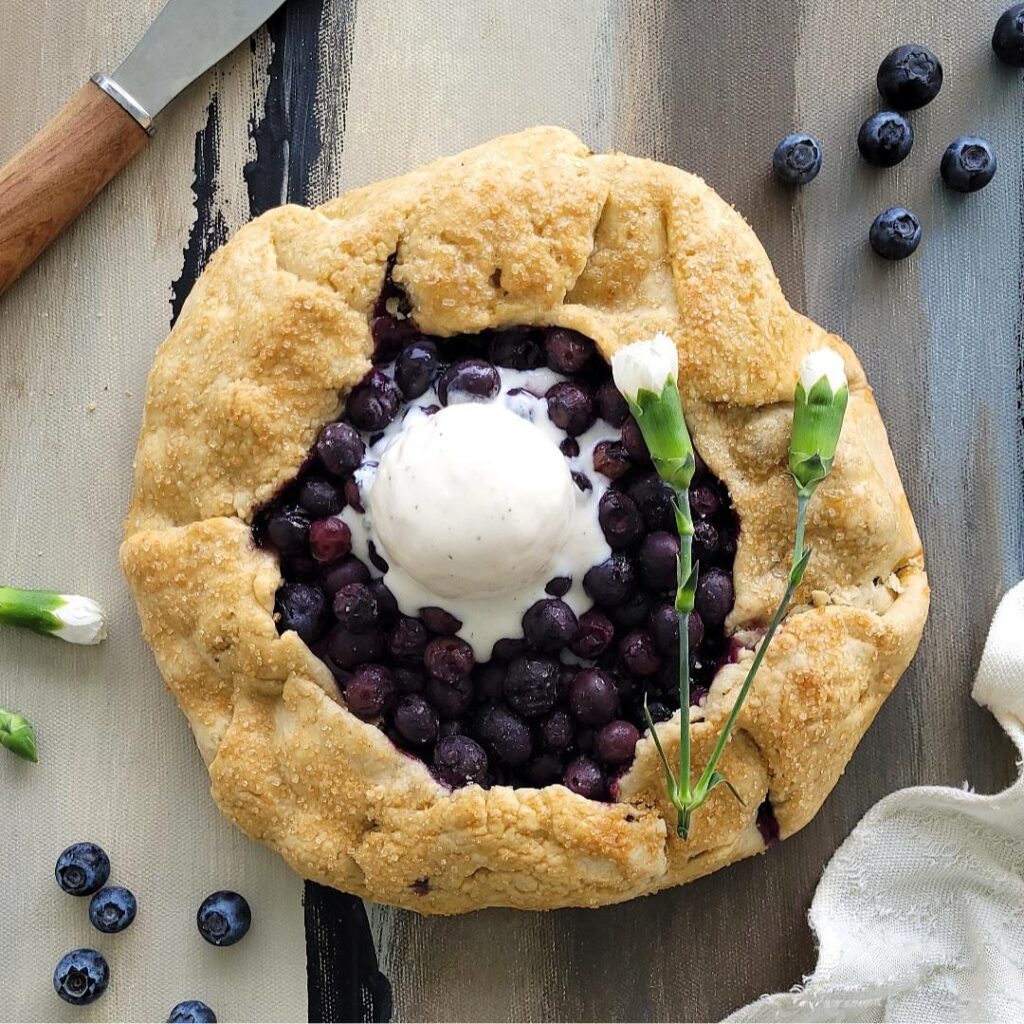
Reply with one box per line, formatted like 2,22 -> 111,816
121,128 -> 928,913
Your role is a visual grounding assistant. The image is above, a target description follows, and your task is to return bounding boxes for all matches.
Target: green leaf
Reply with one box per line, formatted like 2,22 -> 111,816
643,697 -> 679,803
675,561 -> 699,613
704,770 -> 744,805
788,547 -> 812,587
0,710 -> 38,763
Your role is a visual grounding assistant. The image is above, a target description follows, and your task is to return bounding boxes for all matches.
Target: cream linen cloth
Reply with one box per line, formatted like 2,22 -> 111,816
728,582 -> 1024,1023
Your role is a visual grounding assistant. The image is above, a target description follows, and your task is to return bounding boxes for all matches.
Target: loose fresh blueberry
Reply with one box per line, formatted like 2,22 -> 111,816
994,5 -> 1024,65
559,437 -> 580,458
541,709 -> 576,752
544,576 -> 571,598
478,706 -> 533,766
569,609 -> 616,659
343,665 -> 396,719
594,720 -> 640,766
583,554 -> 637,607
694,568 -> 735,627
488,327 -> 545,370
315,421 -> 365,477
298,478 -> 343,519
308,517 -> 352,564
620,416 -> 652,465
592,440 -> 632,481
869,206 -> 922,260
395,340 -> 440,399
423,636 -> 475,682
544,328 -> 594,373
387,615 -> 429,662
772,133 -> 822,185
432,735 -> 488,788
55,842 -> 110,897
568,669 -> 619,726
438,359 -> 500,405
168,1001 -> 218,1023
275,583 -> 327,644
327,625 -> 385,669
265,507 -> 310,556
504,655 -> 559,717
638,531 -> 680,592
941,137 -> 997,194
595,380 -> 629,427
521,599 -> 579,652
563,756 -> 606,800
419,606 -> 462,635
197,891 -> 251,947
426,675 -> 474,718
88,885 -> 137,934
53,949 -> 109,1005
333,582 -> 379,633
598,490 -> 644,550
394,694 -> 439,747
877,44 -> 942,109
546,381 -> 595,437
618,629 -> 662,676
857,111 -> 914,167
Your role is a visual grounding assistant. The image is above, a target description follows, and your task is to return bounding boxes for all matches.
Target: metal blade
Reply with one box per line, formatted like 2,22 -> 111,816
111,0 -> 287,120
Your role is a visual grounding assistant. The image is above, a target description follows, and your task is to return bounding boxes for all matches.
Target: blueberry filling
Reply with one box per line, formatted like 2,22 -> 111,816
255,273 -> 739,798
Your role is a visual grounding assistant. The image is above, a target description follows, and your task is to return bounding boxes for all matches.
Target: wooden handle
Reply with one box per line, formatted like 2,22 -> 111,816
0,81 -> 149,296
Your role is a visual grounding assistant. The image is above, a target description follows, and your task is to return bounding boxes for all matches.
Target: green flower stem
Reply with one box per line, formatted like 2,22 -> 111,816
0,709 -> 38,763
689,494 -> 813,812
0,586 -> 63,637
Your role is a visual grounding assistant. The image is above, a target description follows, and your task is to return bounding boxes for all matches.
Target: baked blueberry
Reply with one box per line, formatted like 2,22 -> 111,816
940,137 -> 997,193
333,583 -> 379,632
620,416 -> 652,465
55,842 -> 110,897
877,44 -> 942,109
370,313 -> 419,362
53,949 -> 109,1005
438,359 -> 500,405
695,568 -> 734,627
598,490 -> 644,550
343,665 -> 396,719
197,890 -> 251,947
618,629 -> 662,676
545,328 -> 594,373
388,615 -> 429,662
583,554 -> 637,607
592,440 -> 632,481
994,5 -> 1024,65
504,655 -> 559,717
424,636 -> 475,681
606,589 -> 652,631
594,720 -> 640,766
316,421 -> 365,477
394,694 -> 439,747
395,340 -> 440,399
298,478 -> 344,518
343,477 -> 364,513
393,665 -> 426,694
419,606 -> 462,635
559,437 -> 580,458
88,885 -> 137,934
638,531 -> 680,592
540,709 -> 576,752
869,207 -> 921,260
692,519 -> 720,563
168,1001 -> 218,1023
475,663 -> 506,701
266,506 -> 311,556
327,625 -> 385,669
433,735 -> 488,787
857,111 -> 914,167
426,675 -> 474,719
478,706 -> 533,766
544,576 -> 571,598
645,701 -> 672,723
563,756 -> 606,800
488,327 -> 545,369
772,133 -> 822,185
546,381 -> 595,436
522,598 -> 579,651
346,369 -> 401,431
276,584 -> 327,643
628,473 -> 676,531
595,379 -> 630,427
569,608 -> 616,658
523,753 -> 565,787
568,669 -> 619,726
308,517 -> 352,564
368,580 -> 399,623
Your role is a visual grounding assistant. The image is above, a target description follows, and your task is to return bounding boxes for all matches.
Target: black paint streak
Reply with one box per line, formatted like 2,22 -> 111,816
305,881 -> 393,1024
170,96 -> 228,324
244,2 -> 385,1020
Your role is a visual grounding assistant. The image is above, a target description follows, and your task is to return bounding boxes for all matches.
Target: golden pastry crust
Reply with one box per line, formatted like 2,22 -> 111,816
121,127 -> 928,913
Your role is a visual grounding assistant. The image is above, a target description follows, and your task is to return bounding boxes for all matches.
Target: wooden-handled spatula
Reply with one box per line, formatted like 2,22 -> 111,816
0,0 -> 287,297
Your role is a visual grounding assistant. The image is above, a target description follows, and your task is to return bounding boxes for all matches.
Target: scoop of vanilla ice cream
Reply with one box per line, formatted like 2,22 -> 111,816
369,403 -> 575,599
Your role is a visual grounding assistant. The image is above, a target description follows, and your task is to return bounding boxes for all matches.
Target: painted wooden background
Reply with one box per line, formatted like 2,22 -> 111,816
1,0 -> 1021,1021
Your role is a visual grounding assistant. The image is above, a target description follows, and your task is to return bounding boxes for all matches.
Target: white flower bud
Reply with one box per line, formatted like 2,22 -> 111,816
799,348 -> 847,395
53,595 -> 108,645
611,333 -> 679,403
